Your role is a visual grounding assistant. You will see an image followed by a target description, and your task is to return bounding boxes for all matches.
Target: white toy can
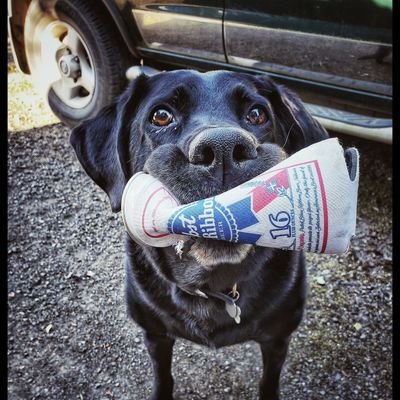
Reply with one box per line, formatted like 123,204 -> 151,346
122,138 -> 359,254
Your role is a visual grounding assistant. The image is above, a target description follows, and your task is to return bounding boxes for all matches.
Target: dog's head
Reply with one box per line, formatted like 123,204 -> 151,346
71,70 -> 328,279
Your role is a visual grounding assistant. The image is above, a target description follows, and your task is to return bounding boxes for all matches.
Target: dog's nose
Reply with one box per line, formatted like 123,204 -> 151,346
188,128 -> 258,173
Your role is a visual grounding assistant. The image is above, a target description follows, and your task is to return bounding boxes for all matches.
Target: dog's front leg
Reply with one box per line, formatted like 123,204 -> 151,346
144,332 -> 175,400
258,337 -> 290,400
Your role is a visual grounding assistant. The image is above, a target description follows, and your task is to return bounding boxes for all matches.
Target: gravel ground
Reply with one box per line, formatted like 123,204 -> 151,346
8,55 -> 392,399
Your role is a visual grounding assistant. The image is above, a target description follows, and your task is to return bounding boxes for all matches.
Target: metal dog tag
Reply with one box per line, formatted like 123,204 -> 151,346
203,287 -> 242,324
225,301 -> 241,324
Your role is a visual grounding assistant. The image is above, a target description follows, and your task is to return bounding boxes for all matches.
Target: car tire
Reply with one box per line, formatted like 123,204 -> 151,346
24,0 -> 133,127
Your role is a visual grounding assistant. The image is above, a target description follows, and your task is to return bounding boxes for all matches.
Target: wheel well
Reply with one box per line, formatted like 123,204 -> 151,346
8,0 -> 31,73
9,0 -> 138,74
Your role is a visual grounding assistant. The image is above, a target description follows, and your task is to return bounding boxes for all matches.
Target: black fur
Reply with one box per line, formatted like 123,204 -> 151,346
70,70 -> 329,400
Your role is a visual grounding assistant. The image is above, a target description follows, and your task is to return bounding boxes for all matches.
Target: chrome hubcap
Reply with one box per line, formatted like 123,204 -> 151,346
31,19 -> 95,108
58,54 -> 81,79
24,2 -> 96,109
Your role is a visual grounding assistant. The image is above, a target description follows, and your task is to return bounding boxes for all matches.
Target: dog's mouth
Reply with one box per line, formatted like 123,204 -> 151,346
180,238 -> 253,268
142,141 -> 286,264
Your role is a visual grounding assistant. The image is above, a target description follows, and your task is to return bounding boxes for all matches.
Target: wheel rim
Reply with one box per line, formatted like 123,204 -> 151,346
25,7 -> 95,109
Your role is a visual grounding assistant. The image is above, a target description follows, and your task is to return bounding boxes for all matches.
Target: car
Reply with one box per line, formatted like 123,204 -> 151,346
8,0 -> 392,143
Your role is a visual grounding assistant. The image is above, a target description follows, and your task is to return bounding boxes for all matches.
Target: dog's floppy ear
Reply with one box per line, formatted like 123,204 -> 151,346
70,74 -> 148,212
269,83 -> 329,153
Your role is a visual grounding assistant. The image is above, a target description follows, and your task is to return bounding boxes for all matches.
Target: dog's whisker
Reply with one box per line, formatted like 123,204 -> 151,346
258,130 -> 273,143
282,122 -> 295,150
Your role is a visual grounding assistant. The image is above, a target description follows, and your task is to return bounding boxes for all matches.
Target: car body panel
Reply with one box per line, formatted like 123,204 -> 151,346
130,0 -> 225,62
224,1 -> 391,93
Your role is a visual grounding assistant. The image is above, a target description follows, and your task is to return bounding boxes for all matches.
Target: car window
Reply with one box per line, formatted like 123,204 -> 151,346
224,0 -> 392,96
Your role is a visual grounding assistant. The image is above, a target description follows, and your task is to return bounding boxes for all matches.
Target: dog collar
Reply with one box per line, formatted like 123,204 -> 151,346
180,283 -> 241,324
204,285 -> 241,324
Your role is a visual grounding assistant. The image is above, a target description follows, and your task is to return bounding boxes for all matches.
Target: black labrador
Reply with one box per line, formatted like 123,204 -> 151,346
70,70 -> 329,400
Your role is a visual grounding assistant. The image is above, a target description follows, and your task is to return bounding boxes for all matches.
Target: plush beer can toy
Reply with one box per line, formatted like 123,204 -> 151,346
122,138 -> 359,254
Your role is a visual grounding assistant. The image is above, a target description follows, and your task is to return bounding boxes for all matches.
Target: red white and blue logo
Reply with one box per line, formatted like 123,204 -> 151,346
167,170 -> 293,245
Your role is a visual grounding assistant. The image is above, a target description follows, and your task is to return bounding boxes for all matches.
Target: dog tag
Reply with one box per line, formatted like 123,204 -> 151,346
225,301 -> 241,324
202,287 -> 242,324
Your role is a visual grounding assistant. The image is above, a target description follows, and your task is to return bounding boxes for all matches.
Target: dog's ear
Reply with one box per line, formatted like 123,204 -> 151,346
269,83 -> 329,153
70,74 -> 148,212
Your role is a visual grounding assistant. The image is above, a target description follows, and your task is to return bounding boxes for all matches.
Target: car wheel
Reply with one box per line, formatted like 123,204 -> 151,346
24,0 -> 133,127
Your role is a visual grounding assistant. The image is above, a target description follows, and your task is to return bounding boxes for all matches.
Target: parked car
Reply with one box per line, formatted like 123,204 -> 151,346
8,0 -> 392,143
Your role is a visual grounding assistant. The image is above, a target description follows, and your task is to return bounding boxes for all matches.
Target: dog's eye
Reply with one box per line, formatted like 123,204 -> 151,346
151,108 -> 174,126
247,107 -> 268,125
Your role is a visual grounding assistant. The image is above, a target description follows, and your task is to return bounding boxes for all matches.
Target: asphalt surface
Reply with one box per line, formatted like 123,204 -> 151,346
8,66 -> 392,399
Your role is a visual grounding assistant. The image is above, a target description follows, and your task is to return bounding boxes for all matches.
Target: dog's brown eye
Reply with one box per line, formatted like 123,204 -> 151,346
151,108 -> 174,126
247,107 -> 267,125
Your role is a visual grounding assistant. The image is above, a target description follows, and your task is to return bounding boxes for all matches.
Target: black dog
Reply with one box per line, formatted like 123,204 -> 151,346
70,70 -> 328,400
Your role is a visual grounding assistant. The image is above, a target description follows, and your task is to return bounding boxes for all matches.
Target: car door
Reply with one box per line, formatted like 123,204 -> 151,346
130,0 -> 225,62
224,0 -> 392,116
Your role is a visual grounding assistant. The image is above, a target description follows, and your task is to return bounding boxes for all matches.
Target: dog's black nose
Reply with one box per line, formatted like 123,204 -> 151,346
188,128 -> 258,175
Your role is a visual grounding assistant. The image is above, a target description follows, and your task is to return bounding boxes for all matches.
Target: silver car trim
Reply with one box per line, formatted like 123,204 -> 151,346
305,104 -> 392,144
